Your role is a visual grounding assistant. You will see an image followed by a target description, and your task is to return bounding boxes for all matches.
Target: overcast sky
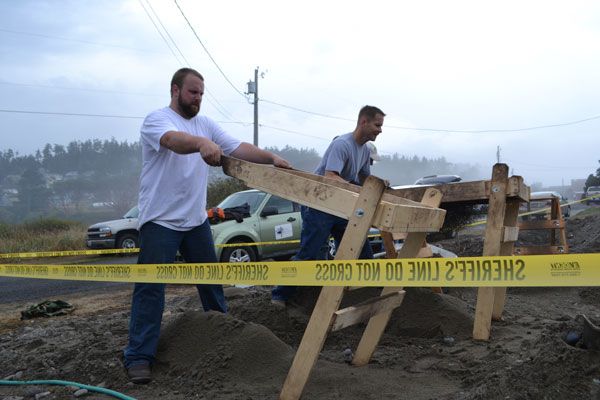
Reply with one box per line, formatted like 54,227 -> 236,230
1,0 -> 599,187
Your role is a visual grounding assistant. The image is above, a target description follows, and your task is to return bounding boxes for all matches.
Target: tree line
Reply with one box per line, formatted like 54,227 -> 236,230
585,161 -> 600,191
0,139 -> 483,224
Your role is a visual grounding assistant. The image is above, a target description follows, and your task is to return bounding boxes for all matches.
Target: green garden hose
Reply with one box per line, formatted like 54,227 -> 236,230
0,379 -> 136,400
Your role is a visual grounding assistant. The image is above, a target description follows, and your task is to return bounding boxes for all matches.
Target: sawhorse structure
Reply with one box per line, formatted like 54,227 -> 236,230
515,194 -> 569,255
222,156 -> 447,400
390,163 -> 530,340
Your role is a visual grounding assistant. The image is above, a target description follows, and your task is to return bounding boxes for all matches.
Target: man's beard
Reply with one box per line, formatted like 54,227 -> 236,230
178,96 -> 200,119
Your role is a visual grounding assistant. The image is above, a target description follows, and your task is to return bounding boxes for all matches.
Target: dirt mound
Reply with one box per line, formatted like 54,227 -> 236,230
386,288 -> 474,340
435,212 -> 600,256
156,311 -> 293,383
452,317 -> 600,399
567,214 -> 600,253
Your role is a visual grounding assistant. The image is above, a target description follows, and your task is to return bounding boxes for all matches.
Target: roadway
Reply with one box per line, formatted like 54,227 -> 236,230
0,255 -> 137,303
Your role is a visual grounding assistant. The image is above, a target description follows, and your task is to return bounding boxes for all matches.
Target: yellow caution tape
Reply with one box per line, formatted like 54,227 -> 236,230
0,235 -> 383,259
0,248 -> 139,259
1,253 -> 599,287
464,194 -> 600,228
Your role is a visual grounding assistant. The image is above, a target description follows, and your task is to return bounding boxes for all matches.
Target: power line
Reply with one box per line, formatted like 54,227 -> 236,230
0,81 -> 163,97
216,120 -> 253,127
259,124 -> 331,142
261,98 -> 600,133
138,0 -> 184,64
509,161 -> 597,170
0,109 -> 258,127
0,109 -> 144,119
138,0 -> 237,121
143,0 -> 188,63
388,114 -> 600,133
173,0 -> 246,98
260,99 -> 354,122
0,28 -> 166,54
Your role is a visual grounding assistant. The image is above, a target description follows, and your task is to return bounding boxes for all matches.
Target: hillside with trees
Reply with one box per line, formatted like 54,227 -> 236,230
0,139 -> 483,224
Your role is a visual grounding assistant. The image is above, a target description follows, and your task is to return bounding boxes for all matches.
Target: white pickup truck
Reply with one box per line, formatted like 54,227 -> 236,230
586,186 -> 600,205
85,206 -> 140,249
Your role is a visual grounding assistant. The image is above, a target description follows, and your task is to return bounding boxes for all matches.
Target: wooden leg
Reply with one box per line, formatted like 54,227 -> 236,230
473,164 -> 508,340
492,198 -> 520,320
279,176 -> 385,400
352,232 -> 426,366
352,188 -> 443,366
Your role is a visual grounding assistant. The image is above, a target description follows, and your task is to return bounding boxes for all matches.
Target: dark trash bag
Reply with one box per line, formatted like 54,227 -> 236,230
208,203 -> 251,224
21,300 -> 74,320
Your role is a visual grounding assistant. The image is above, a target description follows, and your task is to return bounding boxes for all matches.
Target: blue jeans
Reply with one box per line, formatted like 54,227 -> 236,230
124,220 -> 226,368
271,206 -> 373,302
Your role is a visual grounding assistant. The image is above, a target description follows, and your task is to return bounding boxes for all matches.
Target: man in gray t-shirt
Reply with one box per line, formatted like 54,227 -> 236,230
272,105 -> 386,306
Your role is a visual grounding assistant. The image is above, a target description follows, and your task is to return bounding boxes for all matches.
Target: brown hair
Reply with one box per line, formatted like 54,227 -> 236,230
358,105 -> 386,122
170,68 -> 204,96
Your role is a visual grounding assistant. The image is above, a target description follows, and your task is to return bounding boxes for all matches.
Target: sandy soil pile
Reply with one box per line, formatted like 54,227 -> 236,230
1,214 -> 600,399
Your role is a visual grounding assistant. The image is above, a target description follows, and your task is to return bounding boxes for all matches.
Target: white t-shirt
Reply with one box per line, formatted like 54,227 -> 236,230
138,107 -> 241,230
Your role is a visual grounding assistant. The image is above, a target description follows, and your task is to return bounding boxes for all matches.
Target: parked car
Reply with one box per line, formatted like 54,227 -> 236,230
86,189 -> 384,262
521,191 -> 571,220
210,189 -> 302,262
325,228 -> 383,260
408,174 -> 464,239
85,190 -> 303,262
212,189 -> 381,262
86,206 -> 140,249
413,174 -> 462,185
586,186 -> 600,205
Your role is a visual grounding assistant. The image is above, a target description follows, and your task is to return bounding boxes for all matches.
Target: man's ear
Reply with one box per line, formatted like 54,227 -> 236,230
170,84 -> 179,98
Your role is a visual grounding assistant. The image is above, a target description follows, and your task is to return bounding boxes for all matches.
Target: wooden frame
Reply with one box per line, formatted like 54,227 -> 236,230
392,164 -> 530,339
221,157 -> 447,400
221,157 -> 529,397
222,157 -> 446,233
514,195 -> 569,255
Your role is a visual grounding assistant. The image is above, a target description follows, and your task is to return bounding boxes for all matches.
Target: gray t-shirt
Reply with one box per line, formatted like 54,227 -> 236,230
314,133 -> 371,185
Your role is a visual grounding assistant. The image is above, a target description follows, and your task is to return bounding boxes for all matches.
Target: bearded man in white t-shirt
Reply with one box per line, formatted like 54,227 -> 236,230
124,68 -> 291,384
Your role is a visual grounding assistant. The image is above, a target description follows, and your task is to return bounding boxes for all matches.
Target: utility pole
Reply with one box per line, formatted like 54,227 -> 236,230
246,67 -> 259,146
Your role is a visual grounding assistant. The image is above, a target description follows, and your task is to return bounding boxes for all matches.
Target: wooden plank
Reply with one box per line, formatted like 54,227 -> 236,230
519,219 -> 565,230
392,232 -> 408,241
417,244 -> 434,258
514,197 -> 568,256
492,198 -> 521,321
279,176 -> 385,400
352,188 -> 443,366
553,199 -> 569,253
222,156 -> 445,233
502,226 -> 520,242
390,175 -> 528,203
331,291 -> 405,332
380,231 -> 397,259
345,286 -> 364,291
514,245 -> 568,255
473,164 -> 508,340
506,175 -> 530,201
284,167 -> 528,204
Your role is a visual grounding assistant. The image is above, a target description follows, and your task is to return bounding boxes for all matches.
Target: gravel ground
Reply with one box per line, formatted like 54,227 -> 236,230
1,215 -> 599,399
